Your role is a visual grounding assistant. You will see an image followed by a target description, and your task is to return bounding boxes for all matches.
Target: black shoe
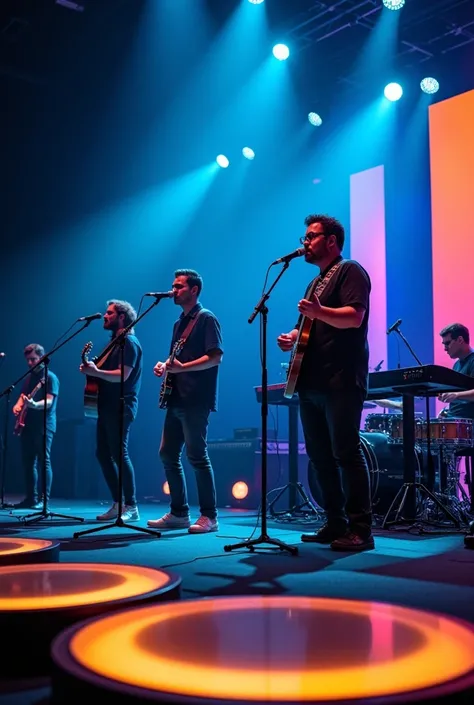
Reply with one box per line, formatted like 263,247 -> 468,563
330,531 -> 375,552
12,499 -> 41,510
301,523 -> 347,544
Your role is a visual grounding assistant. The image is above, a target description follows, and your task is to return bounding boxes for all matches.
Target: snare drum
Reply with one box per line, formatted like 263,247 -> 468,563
422,419 -> 473,445
391,416 -> 424,443
364,413 -> 399,437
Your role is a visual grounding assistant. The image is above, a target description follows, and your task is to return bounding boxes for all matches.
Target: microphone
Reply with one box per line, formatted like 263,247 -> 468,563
144,291 -> 174,299
373,359 -> 384,372
386,318 -> 402,335
77,313 -> 102,322
271,247 -> 305,266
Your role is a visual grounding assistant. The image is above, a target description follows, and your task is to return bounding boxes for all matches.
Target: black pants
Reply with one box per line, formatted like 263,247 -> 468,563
298,386 -> 372,536
20,428 -> 54,502
159,405 -> 217,520
96,411 -> 137,506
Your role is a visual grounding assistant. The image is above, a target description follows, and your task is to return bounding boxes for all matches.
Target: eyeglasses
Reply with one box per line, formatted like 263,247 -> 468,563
299,233 -> 325,244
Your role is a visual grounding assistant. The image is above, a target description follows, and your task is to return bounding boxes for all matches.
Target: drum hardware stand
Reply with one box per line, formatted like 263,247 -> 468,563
268,481 -> 320,520
383,323 -> 459,530
224,260 -> 297,555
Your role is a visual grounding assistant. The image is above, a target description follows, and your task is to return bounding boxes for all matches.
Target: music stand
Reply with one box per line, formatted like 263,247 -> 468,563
73,298 -> 165,540
224,263 -> 298,555
6,323 -> 96,525
382,324 -> 459,529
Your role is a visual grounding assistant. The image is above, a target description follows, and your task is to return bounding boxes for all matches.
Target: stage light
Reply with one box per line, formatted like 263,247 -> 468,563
242,147 -> 255,160
384,82 -> 403,101
421,77 -> 439,94
216,155 -> 229,168
383,0 -> 405,9
51,596 -> 474,702
0,537 -> 59,565
162,481 -> 170,495
232,481 -> 249,500
308,112 -> 323,127
248,0 -> 264,4
272,44 -> 289,61
0,563 -> 181,679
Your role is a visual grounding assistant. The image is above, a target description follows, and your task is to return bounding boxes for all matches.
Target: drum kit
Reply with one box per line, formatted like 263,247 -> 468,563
362,411 -> 474,525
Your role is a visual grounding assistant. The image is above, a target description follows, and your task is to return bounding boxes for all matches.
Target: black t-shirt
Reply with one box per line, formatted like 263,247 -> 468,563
168,303 -> 223,411
97,334 -> 142,420
295,257 -> 371,393
447,352 -> 474,420
21,369 -> 59,433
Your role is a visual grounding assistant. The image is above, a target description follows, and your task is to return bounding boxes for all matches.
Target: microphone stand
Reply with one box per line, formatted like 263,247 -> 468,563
224,262 -> 298,555
383,324 -> 459,528
5,322 -> 96,525
73,298 -> 164,540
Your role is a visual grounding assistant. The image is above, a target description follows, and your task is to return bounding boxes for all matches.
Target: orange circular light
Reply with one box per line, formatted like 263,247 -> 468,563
53,596 -> 474,702
162,481 -> 170,495
0,563 -> 179,611
0,537 -> 59,565
232,481 -> 249,499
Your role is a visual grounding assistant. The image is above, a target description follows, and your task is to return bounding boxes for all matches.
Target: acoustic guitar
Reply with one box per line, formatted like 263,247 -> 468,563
14,378 -> 45,436
81,341 -> 99,419
158,338 -> 184,409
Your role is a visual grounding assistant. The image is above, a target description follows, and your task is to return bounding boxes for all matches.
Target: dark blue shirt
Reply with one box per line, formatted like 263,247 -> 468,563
21,369 -> 59,433
168,303 -> 223,411
98,333 -> 142,420
447,351 -> 474,420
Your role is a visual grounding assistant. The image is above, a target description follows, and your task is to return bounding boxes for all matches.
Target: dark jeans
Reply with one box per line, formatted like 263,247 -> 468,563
298,386 -> 372,536
96,411 -> 136,506
20,428 -> 54,502
159,405 -> 217,520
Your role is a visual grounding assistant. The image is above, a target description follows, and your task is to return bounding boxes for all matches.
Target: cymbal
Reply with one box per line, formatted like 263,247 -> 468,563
363,401 -> 377,409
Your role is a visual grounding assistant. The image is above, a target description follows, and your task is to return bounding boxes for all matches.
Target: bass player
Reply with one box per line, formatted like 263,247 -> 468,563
12,343 -> 59,509
79,300 -> 142,522
277,214 -> 374,551
148,269 -> 224,534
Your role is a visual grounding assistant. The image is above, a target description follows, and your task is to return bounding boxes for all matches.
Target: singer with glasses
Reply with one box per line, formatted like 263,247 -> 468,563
79,300 -> 142,522
12,344 -> 59,510
277,214 -> 374,551
148,269 -> 224,534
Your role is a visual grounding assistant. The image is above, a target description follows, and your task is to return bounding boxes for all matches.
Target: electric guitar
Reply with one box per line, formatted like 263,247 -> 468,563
159,338 -> 185,409
14,378 -> 45,436
82,341 -> 99,419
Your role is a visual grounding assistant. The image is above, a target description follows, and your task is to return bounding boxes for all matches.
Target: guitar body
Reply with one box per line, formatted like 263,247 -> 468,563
283,317 -> 313,399
14,378 -> 45,436
159,339 -> 184,409
81,342 -> 99,419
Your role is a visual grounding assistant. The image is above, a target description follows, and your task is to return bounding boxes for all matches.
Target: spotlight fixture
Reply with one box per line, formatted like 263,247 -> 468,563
242,147 -> 255,160
382,0 -> 405,10
308,112 -> 323,127
384,82 -> 403,101
248,0 -> 264,4
272,44 -> 289,61
420,77 -> 439,94
216,155 -> 229,168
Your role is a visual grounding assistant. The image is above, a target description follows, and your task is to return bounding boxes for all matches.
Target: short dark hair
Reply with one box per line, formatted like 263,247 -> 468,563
175,269 -> 203,296
439,323 -> 470,344
24,343 -> 45,357
304,214 -> 345,250
107,299 -> 137,334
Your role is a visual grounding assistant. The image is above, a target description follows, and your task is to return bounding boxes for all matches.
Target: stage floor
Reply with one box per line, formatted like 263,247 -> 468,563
0,498 -> 473,703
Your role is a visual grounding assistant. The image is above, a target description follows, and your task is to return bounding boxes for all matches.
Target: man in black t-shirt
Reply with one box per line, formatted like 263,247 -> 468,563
12,343 -> 60,509
438,323 -> 474,418
277,214 -> 374,552
79,300 -> 142,522
148,269 -> 224,534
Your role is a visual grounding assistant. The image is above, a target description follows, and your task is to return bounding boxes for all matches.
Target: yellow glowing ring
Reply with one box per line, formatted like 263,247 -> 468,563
54,596 -> 474,702
0,563 -> 180,612
0,537 -> 59,565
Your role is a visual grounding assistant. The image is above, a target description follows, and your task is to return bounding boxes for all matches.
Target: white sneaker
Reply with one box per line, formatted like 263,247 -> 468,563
188,516 -> 219,534
96,502 -> 119,521
121,505 -> 140,522
147,512 -> 191,529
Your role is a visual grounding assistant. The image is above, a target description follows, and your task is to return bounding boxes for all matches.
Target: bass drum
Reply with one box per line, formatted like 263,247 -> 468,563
361,432 -> 423,515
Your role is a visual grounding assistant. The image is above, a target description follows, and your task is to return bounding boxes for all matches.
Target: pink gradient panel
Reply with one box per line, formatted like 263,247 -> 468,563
429,90 -> 474,415
350,165 -> 387,375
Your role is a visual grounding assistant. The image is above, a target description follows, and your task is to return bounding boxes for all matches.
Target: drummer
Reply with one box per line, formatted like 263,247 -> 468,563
438,323 -> 474,420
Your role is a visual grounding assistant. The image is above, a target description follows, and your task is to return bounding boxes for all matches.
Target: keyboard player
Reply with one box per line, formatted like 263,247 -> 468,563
438,323 -> 474,419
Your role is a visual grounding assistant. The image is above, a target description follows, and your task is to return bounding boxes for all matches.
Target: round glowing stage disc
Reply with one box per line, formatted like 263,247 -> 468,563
0,536 -> 60,565
0,563 -> 180,678
51,596 -> 474,704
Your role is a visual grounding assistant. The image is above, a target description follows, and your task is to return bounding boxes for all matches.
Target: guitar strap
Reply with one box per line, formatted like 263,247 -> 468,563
175,309 -> 203,349
306,259 -> 344,302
